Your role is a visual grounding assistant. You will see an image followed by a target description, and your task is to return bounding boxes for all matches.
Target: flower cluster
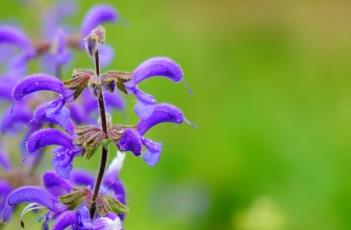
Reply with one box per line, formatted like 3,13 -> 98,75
0,1 -> 189,229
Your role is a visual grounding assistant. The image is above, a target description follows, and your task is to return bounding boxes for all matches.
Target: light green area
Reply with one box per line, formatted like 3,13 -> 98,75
2,0 -> 351,229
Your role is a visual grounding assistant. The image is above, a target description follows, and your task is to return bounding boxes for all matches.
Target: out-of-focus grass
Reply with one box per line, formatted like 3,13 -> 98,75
2,0 -> 351,229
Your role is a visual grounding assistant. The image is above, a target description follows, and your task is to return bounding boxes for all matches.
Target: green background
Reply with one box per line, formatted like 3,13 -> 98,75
2,0 -> 351,229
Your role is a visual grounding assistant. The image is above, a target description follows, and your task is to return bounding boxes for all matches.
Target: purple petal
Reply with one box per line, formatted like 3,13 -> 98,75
0,180 -> 13,222
52,147 -> 81,179
0,79 -> 15,100
80,4 -> 118,37
8,50 -> 34,75
104,151 -> 125,183
12,74 -> 67,102
117,129 -> 142,156
70,170 -> 94,187
103,152 -> 126,202
27,128 -> 74,153
6,186 -> 65,212
142,138 -> 162,167
68,103 -> 89,124
0,26 -> 31,50
137,103 -> 184,135
134,101 -> 156,120
43,171 -> 73,197
92,216 -> 123,230
31,101 -> 74,134
52,211 -> 77,230
99,44 -> 115,67
104,90 -> 124,111
77,204 -> 92,228
1,105 -> 32,133
104,179 -> 126,205
0,149 -> 11,171
0,180 -> 12,196
125,57 -> 183,104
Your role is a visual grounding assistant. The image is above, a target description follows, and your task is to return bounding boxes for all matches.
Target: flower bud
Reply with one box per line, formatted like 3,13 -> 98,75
84,25 -> 105,57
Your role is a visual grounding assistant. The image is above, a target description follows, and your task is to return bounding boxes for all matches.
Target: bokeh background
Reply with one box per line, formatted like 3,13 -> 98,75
2,0 -> 351,229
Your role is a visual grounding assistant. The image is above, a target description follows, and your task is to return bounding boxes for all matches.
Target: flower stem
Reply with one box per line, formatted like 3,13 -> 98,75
90,50 -> 109,218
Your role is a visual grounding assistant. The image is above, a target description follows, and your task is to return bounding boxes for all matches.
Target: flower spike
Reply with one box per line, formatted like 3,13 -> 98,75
125,57 -> 183,104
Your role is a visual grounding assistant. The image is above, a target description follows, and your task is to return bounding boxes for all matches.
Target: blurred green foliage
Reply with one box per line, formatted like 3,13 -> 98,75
2,0 -> 351,229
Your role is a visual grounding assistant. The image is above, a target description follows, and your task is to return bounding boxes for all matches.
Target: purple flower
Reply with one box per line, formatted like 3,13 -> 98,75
0,25 -> 32,51
27,128 -> 82,178
12,74 -> 68,102
6,186 -> 66,213
80,4 -> 119,38
11,74 -> 72,125
117,103 -> 184,166
0,26 -> 34,75
125,57 -> 183,105
41,29 -> 72,75
30,101 -> 75,135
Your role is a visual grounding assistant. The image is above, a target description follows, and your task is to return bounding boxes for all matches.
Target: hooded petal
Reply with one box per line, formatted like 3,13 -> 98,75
0,26 -> 31,50
12,74 -> 67,102
43,171 -> 73,197
125,57 -> 183,104
80,4 -> 118,37
137,103 -> 184,135
6,186 -> 65,213
117,129 -> 142,156
27,128 -> 74,153
142,138 -> 162,167
52,211 -> 77,230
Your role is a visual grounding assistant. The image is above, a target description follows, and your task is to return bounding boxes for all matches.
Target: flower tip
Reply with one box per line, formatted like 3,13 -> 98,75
185,117 -> 197,128
84,25 -> 106,56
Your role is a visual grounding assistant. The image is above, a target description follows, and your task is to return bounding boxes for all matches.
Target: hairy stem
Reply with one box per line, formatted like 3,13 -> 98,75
90,50 -> 109,218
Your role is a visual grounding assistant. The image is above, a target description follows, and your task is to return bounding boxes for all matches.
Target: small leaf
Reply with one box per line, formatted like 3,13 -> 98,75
98,195 -> 128,216
59,188 -> 90,210
64,69 -> 94,100
74,125 -> 107,159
